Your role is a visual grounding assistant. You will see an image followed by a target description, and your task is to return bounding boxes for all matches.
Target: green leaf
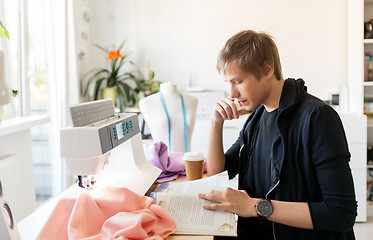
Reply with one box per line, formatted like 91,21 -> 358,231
117,87 -> 126,112
106,76 -> 114,88
117,81 -> 136,111
134,78 -> 142,90
0,21 -> 9,39
82,69 -> 108,96
85,78 -> 99,99
94,78 -> 106,100
117,72 -> 136,80
111,58 -> 117,72
151,81 -> 161,93
118,40 -> 127,51
117,58 -> 127,69
132,90 -> 141,107
94,44 -> 109,54
85,74 -> 105,99
83,68 -> 108,82
80,69 -> 98,95
4,29 -> 9,39
117,81 -> 132,102
149,70 -> 155,81
12,89 -> 18,97
120,54 -> 129,62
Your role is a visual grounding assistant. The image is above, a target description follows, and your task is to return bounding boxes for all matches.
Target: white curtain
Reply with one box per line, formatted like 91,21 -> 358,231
42,0 -> 79,193
1,0 -> 79,194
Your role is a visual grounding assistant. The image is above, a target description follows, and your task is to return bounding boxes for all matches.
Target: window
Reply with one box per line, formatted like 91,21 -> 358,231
2,0 -> 80,207
2,0 -> 56,206
5,0 -> 49,116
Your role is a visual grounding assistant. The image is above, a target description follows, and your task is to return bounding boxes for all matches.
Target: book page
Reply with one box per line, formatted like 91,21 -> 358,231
152,171 -> 237,236
157,171 -> 230,194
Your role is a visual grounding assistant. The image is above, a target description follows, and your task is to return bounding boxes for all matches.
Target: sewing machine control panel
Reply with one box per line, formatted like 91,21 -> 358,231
107,114 -> 139,148
113,121 -> 134,140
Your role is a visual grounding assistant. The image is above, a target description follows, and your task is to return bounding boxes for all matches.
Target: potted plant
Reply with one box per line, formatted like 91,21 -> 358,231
81,40 -> 140,112
137,70 -> 162,98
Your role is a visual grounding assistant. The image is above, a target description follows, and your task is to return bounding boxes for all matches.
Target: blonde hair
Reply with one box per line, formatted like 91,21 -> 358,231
217,30 -> 283,80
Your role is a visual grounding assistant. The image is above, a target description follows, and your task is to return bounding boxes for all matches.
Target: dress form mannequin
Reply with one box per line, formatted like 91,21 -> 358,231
139,82 -> 198,152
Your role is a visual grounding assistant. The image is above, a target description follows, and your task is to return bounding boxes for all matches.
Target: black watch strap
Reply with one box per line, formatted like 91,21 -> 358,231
257,213 -> 268,221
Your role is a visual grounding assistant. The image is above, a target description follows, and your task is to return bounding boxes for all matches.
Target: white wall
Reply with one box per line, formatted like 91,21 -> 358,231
88,0 -> 347,101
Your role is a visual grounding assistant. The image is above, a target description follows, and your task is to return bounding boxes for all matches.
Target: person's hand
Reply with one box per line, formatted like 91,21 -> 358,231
198,187 -> 258,217
211,97 -> 250,123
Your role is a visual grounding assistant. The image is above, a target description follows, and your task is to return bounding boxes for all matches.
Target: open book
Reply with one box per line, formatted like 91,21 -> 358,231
150,171 -> 237,236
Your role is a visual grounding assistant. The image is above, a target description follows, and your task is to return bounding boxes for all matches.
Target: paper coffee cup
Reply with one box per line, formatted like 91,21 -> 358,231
183,152 -> 204,181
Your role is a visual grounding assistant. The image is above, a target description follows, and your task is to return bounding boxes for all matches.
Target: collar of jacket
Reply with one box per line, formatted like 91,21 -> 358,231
279,78 -> 307,115
248,78 -> 307,122
275,78 -> 307,173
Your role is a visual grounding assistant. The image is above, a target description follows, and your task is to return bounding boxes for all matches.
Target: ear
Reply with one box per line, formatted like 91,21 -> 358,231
262,61 -> 274,79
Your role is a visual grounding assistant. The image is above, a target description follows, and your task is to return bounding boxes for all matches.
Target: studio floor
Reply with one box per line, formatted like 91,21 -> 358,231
353,217 -> 373,239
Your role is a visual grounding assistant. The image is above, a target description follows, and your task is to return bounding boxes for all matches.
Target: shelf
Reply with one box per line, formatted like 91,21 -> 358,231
0,115 -> 49,137
365,39 -> 373,44
364,81 -> 373,86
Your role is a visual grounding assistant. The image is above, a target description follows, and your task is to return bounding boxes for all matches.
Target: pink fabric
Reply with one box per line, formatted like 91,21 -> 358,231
37,187 -> 176,240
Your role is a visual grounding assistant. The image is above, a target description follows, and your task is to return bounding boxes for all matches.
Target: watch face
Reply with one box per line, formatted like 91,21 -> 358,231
256,199 -> 273,218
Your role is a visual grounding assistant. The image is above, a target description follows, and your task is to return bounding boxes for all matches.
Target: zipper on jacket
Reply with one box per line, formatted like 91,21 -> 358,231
238,144 -> 244,158
272,221 -> 277,240
265,180 -> 280,199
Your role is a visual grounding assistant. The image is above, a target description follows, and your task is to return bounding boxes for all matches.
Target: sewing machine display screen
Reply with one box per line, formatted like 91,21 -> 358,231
107,115 -> 138,148
115,123 -> 124,140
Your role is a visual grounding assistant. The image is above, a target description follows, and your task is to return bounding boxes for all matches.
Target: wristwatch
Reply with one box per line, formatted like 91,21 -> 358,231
255,199 -> 273,220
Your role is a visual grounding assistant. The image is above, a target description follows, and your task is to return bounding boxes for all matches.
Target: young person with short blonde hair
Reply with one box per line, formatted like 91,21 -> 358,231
199,30 -> 357,240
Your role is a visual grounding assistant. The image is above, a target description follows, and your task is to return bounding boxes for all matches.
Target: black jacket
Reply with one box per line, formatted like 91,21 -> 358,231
225,78 -> 357,239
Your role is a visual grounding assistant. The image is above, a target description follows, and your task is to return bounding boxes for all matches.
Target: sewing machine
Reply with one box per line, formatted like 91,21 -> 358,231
60,99 -> 162,191
16,99 -> 213,239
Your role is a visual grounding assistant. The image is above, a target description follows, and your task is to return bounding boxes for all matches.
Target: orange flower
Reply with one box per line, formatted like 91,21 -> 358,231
107,49 -> 123,61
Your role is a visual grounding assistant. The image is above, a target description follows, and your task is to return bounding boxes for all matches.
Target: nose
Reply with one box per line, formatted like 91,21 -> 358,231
229,84 -> 239,99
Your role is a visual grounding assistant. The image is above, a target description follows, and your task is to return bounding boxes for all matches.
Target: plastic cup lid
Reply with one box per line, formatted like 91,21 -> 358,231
183,152 -> 204,161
